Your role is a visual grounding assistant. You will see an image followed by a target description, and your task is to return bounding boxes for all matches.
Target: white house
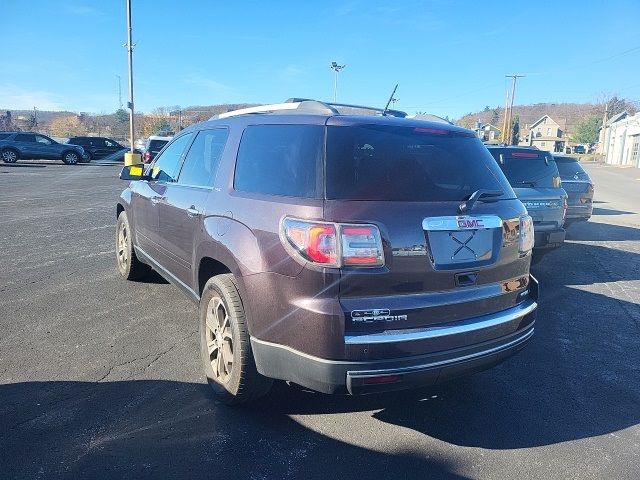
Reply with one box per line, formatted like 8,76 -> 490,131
602,112 -> 640,168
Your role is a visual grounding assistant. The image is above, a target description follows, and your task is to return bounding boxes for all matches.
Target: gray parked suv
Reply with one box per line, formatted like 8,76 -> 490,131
116,100 -> 539,404
0,132 -> 88,164
553,155 -> 594,225
486,146 -> 567,260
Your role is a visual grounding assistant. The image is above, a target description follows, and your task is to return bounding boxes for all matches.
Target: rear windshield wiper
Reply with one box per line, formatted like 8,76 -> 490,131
458,189 -> 504,214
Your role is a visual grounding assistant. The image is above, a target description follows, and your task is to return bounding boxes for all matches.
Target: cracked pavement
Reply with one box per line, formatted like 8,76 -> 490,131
0,160 -> 639,479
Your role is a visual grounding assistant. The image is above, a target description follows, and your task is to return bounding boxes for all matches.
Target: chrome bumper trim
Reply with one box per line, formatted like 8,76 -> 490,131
344,299 -> 537,345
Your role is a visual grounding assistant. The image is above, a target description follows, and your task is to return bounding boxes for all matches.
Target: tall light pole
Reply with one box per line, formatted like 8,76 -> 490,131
123,0 -> 140,164
330,62 -> 346,102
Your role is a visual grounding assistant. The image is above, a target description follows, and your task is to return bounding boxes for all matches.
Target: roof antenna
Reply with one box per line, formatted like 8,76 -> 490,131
382,84 -> 398,116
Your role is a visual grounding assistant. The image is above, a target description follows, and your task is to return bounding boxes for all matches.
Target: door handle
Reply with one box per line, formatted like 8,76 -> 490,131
150,196 -> 164,204
186,206 -> 201,218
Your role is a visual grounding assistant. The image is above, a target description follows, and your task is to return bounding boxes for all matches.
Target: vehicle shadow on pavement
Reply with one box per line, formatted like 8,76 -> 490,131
591,207 -> 637,216
566,219 -> 640,242
0,380 -> 470,480
0,163 -> 47,169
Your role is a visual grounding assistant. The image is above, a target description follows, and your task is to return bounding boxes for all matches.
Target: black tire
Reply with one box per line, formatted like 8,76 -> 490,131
115,211 -> 150,280
62,150 -> 80,165
200,274 -> 273,405
81,152 -> 93,163
1,148 -> 19,163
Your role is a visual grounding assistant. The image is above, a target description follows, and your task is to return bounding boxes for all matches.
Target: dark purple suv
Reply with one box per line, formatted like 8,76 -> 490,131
116,100 -> 538,404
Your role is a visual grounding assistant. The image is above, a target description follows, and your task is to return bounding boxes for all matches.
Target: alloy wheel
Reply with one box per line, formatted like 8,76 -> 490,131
2,150 -> 17,163
117,221 -> 128,270
205,296 -> 234,383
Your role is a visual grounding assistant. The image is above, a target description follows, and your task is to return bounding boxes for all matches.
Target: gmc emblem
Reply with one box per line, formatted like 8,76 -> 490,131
457,219 -> 484,229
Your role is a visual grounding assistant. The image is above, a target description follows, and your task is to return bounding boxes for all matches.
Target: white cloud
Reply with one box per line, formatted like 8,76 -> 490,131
0,85 -> 64,111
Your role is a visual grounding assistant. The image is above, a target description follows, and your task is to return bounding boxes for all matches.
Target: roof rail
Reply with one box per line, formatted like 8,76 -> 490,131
286,98 -> 407,118
210,100 -> 338,120
209,98 -> 408,120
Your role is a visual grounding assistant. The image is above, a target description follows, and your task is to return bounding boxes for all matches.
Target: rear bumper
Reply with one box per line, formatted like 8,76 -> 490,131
566,204 -> 592,220
534,227 -> 565,249
251,277 -> 538,395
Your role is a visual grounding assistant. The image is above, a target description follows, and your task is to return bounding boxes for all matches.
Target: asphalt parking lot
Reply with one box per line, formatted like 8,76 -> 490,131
1,159 -> 639,479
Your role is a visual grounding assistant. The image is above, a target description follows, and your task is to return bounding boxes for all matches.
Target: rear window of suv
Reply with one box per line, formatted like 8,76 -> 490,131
555,157 -> 588,180
148,139 -> 169,152
326,125 -> 512,201
488,149 -> 560,189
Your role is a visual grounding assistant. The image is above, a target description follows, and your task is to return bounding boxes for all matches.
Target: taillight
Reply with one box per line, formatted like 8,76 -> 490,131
561,197 -> 568,225
340,225 -> 384,266
553,175 -> 562,188
519,215 -> 534,254
281,218 -> 384,268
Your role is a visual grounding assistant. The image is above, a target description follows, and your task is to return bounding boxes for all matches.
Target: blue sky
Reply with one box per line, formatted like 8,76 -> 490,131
1,0 -> 639,118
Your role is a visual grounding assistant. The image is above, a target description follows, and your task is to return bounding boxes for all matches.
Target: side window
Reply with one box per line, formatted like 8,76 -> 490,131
234,125 -> 323,198
178,129 -> 228,187
35,135 -> 52,145
150,134 -> 194,182
105,139 -> 115,147
15,134 -> 36,143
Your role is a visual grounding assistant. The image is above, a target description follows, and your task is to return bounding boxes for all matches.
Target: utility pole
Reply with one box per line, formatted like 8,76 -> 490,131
505,74 -> 524,145
123,0 -> 140,164
500,87 -> 510,143
33,106 -> 37,129
330,62 -> 346,102
116,74 -> 123,109
601,101 -> 609,160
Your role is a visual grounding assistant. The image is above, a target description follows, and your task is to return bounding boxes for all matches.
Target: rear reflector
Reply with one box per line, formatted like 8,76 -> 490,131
361,374 -> 401,385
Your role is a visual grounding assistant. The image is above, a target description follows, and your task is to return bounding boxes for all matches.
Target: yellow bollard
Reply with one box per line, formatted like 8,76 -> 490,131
124,152 -> 142,166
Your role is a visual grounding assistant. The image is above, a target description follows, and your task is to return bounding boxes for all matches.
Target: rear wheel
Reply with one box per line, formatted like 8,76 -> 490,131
116,211 -> 150,280
1,149 -> 19,163
200,274 -> 272,405
62,151 -> 80,165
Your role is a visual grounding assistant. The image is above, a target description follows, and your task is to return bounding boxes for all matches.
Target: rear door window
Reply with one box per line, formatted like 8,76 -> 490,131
15,134 -> 36,143
326,125 -> 512,201
150,134 -> 194,182
234,125 -> 323,198
178,128 -> 228,187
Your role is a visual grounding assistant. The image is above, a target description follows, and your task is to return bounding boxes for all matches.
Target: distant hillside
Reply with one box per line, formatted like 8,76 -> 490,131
456,101 -> 637,134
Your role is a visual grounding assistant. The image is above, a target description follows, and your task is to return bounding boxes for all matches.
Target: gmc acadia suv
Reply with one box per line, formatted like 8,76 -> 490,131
116,100 -> 539,404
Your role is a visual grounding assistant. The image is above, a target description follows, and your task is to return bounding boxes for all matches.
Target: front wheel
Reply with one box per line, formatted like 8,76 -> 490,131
200,274 -> 273,405
1,149 -> 19,163
62,151 -> 80,165
116,211 -> 150,280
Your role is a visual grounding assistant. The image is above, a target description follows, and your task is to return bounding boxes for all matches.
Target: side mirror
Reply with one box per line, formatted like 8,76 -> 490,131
120,164 -> 150,181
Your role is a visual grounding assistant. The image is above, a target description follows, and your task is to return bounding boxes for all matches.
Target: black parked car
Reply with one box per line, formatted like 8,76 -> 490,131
554,155 -> 594,225
67,136 -> 125,160
0,132 -> 88,164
